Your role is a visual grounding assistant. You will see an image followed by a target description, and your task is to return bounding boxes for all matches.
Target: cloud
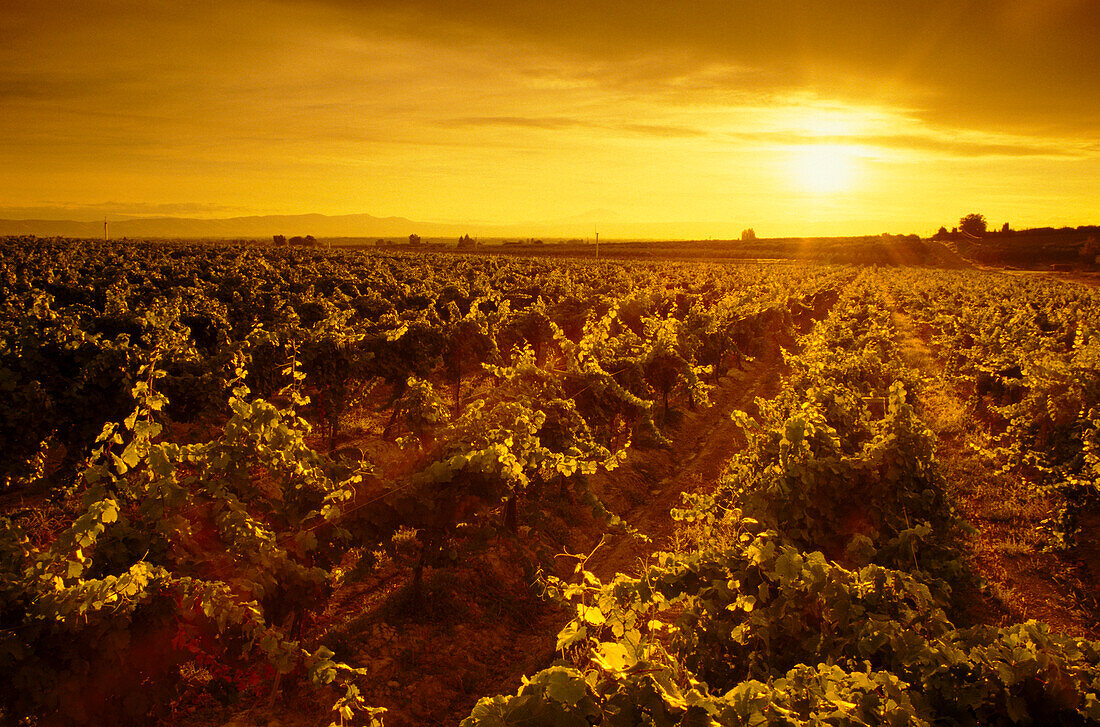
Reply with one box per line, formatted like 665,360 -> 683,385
296,0 -> 1100,136
438,116 -> 586,130
618,123 -> 708,139
866,134 -> 1098,160
722,130 -> 1096,161
438,116 -> 708,139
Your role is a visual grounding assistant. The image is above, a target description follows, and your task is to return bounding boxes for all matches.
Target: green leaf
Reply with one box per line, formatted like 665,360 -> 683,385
578,604 -> 606,626
99,501 -> 119,524
556,621 -> 587,651
774,551 -> 802,581
542,668 -> 588,707
134,420 -> 162,440
593,642 -> 636,672
120,443 -> 142,468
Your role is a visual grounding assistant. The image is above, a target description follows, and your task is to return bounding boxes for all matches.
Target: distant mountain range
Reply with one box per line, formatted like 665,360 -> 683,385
0,213 -> 466,240
0,212 -> 738,241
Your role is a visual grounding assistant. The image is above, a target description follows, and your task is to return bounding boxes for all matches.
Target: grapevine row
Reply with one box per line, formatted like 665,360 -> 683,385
463,273 -> 1100,726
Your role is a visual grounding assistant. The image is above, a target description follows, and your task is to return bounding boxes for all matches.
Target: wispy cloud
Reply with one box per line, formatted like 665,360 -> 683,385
438,116 -> 586,130
722,130 -> 1097,160
303,0 -> 1100,132
438,116 -> 708,139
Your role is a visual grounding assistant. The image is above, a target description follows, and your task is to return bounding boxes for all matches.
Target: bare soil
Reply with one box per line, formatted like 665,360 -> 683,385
584,353 -> 788,582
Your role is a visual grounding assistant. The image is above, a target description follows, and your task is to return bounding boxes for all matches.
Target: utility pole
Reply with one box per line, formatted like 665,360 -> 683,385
104,218 -> 108,241
595,224 -> 599,260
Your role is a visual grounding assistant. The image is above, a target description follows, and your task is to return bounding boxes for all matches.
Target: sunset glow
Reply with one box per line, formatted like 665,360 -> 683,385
0,1 -> 1096,237
791,145 -> 860,196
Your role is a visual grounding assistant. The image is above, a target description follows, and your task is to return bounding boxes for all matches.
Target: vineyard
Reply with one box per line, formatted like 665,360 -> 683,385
1,237 -> 1099,726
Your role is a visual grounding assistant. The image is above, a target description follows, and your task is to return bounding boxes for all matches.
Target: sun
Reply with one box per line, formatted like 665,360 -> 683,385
790,144 -> 859,195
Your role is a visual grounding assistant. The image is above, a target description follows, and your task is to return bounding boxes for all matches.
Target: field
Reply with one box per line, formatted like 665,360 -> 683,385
2,237 -> 1100,726
347,234 -> 966,268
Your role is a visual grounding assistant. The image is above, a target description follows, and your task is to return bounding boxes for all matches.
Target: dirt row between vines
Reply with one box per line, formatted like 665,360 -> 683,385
886,298 -> 1100,639
583,347 -> 789,583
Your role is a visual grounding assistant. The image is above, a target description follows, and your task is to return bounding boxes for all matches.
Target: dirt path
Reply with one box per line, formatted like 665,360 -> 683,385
584,351 -> 787,581
886,295 -> 1099,638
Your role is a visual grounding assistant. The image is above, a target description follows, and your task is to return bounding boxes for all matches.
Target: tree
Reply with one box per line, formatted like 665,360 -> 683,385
409,233 -> 422,245
1001,222 -> 1011,234
959,214 -> 987,237
741,228 -> 756,241
1081,236 -> 1098,258
932,226 -> 949,240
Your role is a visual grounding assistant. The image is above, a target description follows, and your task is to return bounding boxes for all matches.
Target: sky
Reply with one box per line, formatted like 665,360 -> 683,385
0,0 -> 1097,238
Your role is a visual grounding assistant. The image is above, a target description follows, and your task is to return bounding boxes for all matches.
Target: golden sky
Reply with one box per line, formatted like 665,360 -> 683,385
1,0 -> 1097,237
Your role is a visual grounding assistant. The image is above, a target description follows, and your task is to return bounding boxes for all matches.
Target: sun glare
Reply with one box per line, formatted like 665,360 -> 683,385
791,144 -> 859,195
